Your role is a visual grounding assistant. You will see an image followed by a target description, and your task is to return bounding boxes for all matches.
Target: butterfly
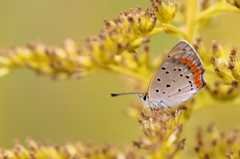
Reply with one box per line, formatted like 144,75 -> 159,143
111,40 -> 206,110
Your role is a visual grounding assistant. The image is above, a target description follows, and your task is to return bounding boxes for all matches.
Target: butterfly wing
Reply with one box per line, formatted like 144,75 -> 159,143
147,40 -> 206,108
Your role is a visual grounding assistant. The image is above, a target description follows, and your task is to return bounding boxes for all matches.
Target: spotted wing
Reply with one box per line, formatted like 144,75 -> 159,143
147,40 -> 206,108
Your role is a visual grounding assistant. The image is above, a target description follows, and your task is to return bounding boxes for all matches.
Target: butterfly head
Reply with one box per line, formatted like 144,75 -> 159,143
139,93 -> 149,103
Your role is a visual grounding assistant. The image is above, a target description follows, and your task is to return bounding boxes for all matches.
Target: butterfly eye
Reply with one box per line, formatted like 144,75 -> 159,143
143,94 -> 147,101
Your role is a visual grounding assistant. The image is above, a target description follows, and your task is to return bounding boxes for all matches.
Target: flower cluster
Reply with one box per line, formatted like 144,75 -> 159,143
151,0 -> 178,24
0,6 -> 162,80
195,123 -> 240,159
211,42 -> 239,85
133,106 -> 187,159
0,38 -> 157,81
190,38 -> 240,103
0,138 -> 142,159
0,0 -> 239,83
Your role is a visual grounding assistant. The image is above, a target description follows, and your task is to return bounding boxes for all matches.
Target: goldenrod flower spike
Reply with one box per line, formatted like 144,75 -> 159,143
211,41 -> 224,58
0,7 -> 162,81
0,138 -> 143,159
134,106 -> 186,158
193,37 -> 209,65
206,81 -> 240,101
209,41 -> 240,86
96,7 -> 159,56
195,124 -> 240,159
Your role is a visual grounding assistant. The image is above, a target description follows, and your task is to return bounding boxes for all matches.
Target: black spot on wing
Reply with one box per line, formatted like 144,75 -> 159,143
166,84 -> 171,88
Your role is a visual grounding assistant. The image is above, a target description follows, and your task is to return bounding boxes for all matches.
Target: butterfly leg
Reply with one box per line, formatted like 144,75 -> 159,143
142,103 -> 158,115
157,101 -> 172,111
164,106 -> 172,111
148,103 -> 158,115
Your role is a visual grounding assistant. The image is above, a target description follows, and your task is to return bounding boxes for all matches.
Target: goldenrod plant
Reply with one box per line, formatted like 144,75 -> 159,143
0,0 -> 240,158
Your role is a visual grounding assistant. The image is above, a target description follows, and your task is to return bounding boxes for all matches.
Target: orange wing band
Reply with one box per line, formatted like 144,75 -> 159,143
179,57 -> 204,87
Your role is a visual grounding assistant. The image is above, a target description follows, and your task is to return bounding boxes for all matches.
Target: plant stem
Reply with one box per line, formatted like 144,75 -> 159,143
105,64 -> 149,83
186,0 -> 197,43
149,27 -> 164,36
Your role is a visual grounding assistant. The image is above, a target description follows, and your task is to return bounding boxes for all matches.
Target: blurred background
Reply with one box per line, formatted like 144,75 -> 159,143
0,0 -> 240,149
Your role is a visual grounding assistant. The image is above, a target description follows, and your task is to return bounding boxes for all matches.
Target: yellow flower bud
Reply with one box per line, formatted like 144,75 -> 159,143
161,23 -> 186,38
152,0 -> 178,24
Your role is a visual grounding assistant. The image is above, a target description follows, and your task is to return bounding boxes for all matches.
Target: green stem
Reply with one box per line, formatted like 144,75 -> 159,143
197,1 -> 239,21
104,64 -> 149,83
149,27 -> 164,36
186,0 -> 197,43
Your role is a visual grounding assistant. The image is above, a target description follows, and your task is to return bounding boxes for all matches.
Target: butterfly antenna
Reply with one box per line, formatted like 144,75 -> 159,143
111,92 -> 145,97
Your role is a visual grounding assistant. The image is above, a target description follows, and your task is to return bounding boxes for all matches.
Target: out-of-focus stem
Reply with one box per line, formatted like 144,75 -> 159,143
105,64 -> 149,83
186,0 -> 197,43
149,27 -> 164,36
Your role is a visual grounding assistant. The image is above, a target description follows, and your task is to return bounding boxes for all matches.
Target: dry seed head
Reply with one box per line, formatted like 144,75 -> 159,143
231,47 -> 237,57
177,138 -> 186,150
193,44 -> 199,51
231,80 -> 238,87
214,67 -> 221,73
133,140 -> 143,149
29,152 -> 36,159
204,153 -> 210,159
212,41 -> 220,52
228,62 -> 235,70
211,139 -> 218,146
194,146 -> 200,153
196,36 -> 202,43
207,123 -> 215,133
127,16 -> 135,23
